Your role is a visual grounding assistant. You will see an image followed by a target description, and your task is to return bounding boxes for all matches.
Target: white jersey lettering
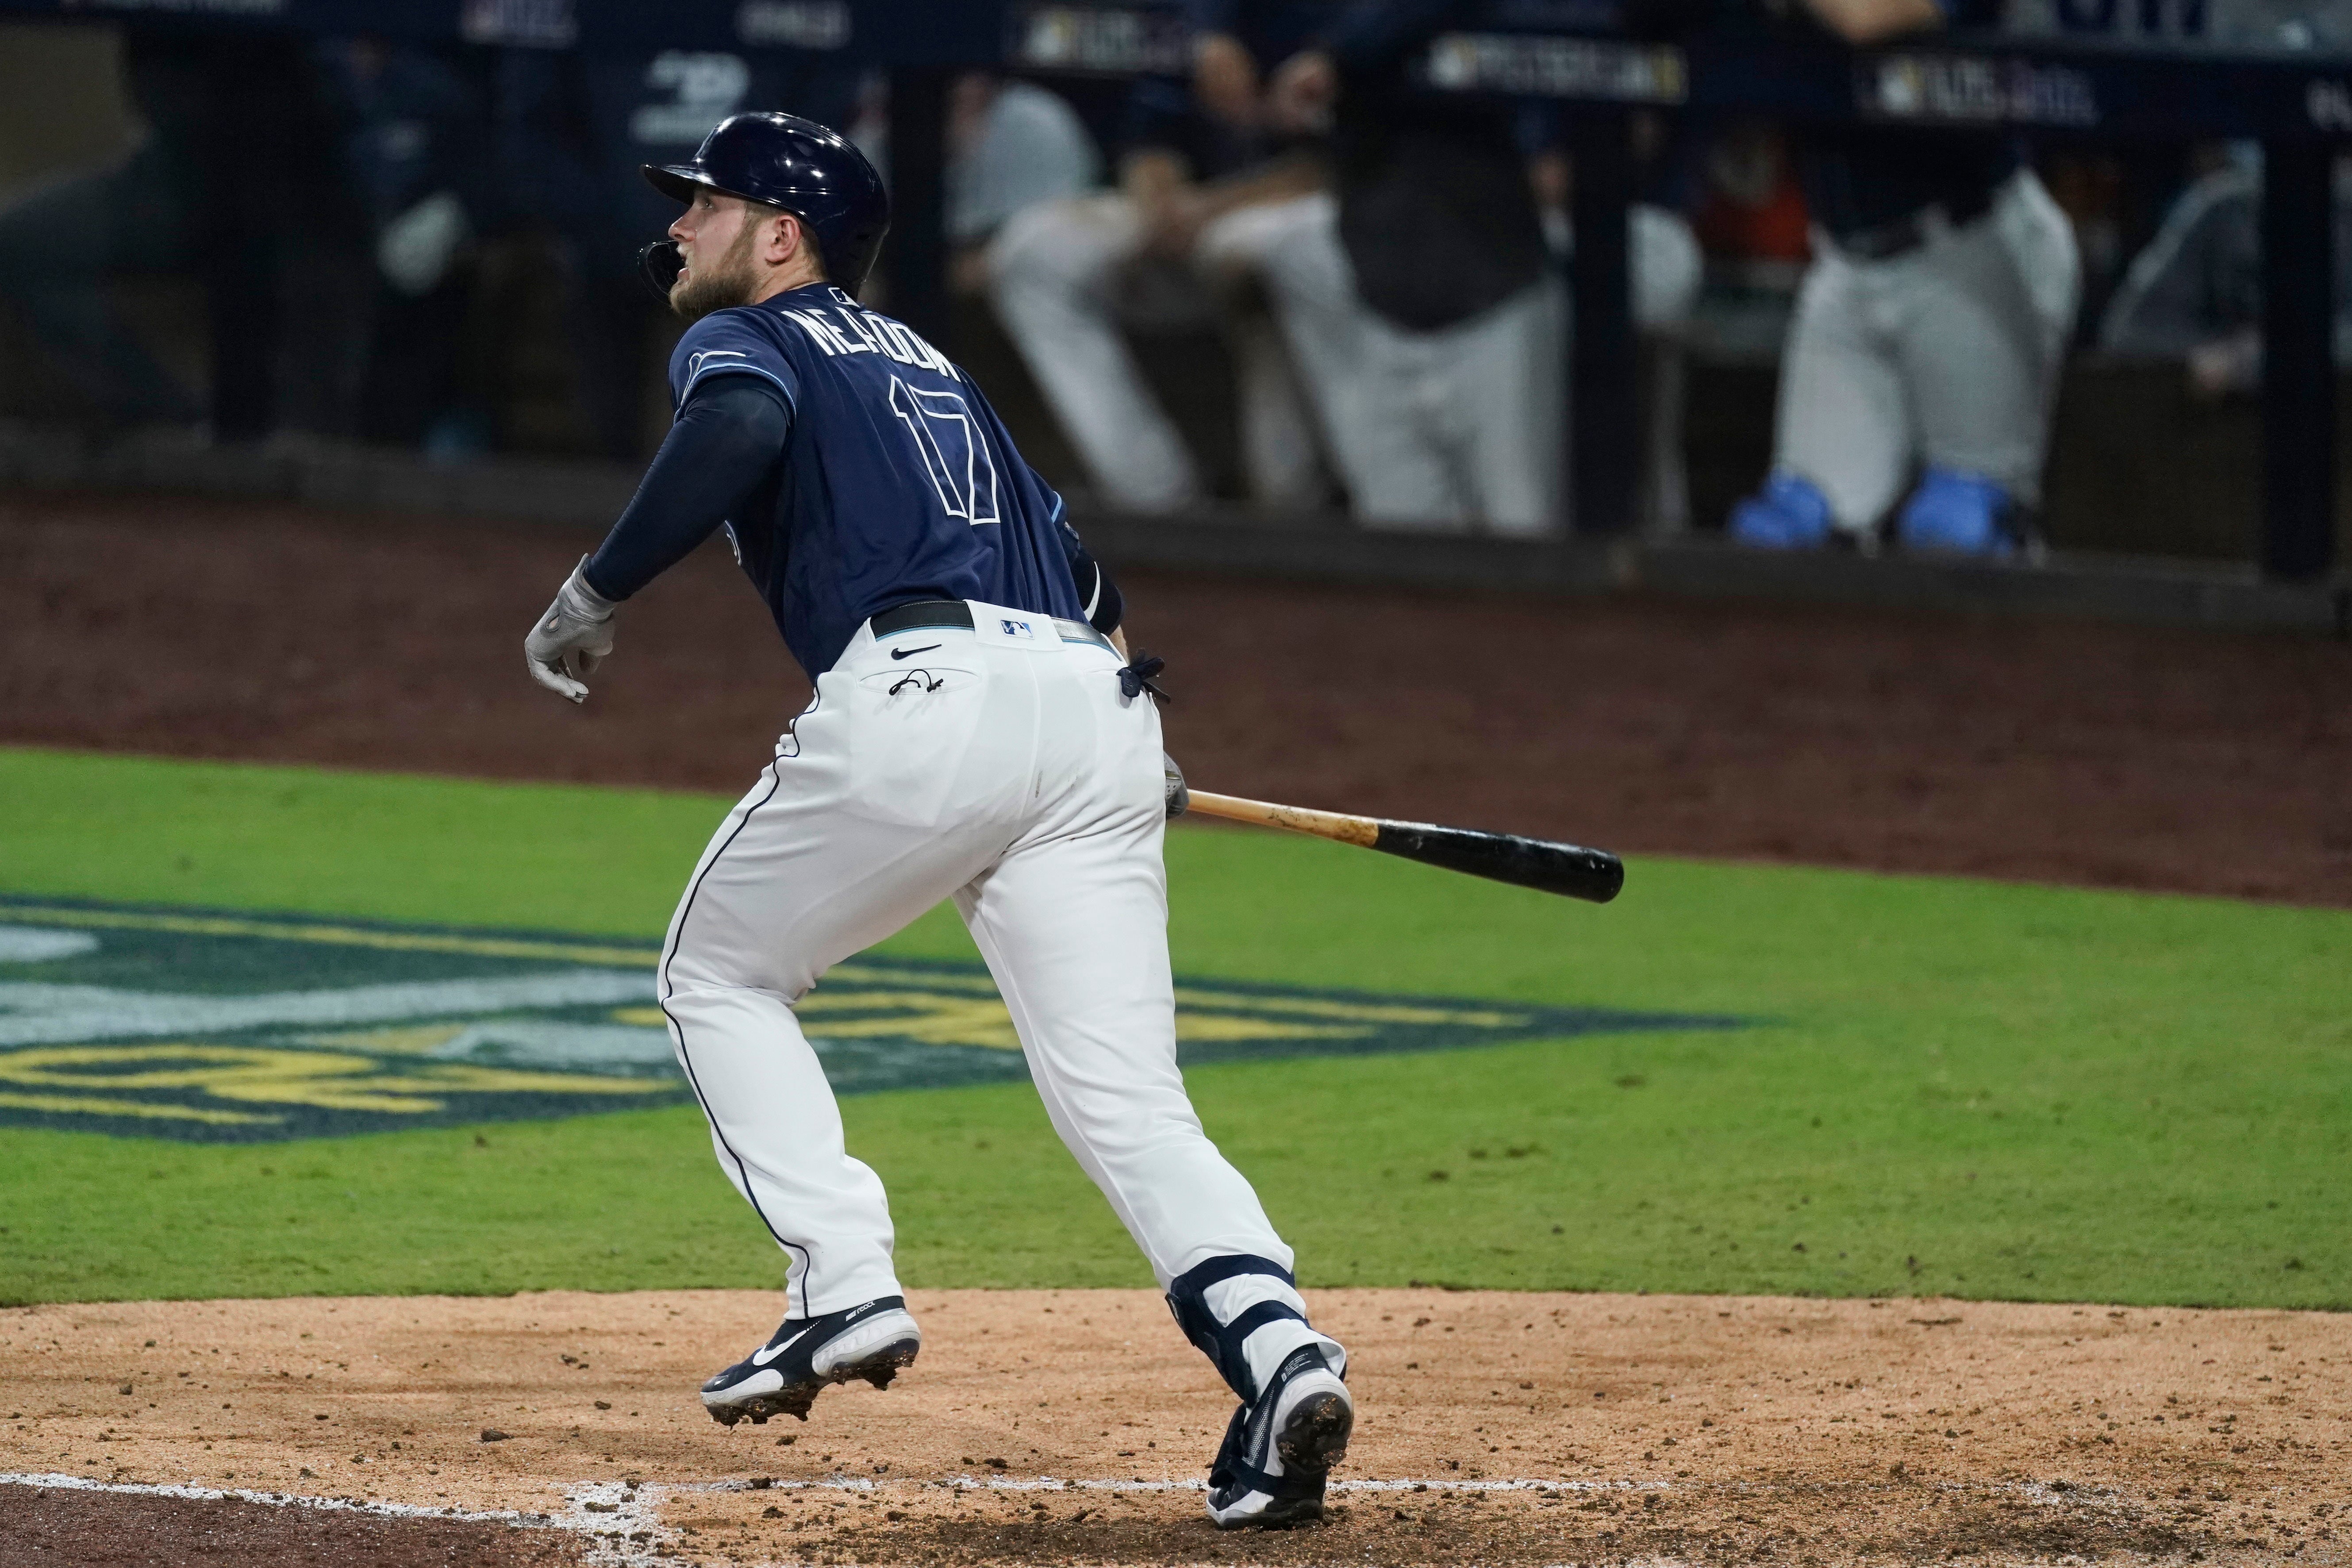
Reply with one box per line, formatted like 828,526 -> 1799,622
778,308 -> 855,357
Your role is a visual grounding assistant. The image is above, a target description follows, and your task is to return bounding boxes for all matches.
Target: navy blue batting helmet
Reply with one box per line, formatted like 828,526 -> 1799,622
642,111 -> 889,297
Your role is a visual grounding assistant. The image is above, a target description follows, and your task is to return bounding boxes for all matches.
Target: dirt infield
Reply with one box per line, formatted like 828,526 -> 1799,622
4,1288 -> 2348,1566
3,1483 -> 588,1567
5,490 -> 2351,1568
3,489 -> 2348,904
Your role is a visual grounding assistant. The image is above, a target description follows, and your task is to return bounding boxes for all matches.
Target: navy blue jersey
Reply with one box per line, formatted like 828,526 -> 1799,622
671,284 -> 1088,676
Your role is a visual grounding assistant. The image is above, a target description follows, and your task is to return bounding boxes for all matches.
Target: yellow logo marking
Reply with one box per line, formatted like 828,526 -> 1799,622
0,1044 -> 669,1116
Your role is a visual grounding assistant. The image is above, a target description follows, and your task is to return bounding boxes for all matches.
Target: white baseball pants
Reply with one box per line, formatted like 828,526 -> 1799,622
1775,169 -> 2082,530
1212,193 -> 1703,536
1193,192 -> 1562,534
656,607 -> 1296,1319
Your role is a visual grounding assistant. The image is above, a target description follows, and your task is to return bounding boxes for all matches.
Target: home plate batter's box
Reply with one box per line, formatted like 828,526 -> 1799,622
0,897 -> 1743,1143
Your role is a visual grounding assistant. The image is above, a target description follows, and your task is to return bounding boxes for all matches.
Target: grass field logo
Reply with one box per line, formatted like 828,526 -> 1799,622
0,899 -> 1740,1143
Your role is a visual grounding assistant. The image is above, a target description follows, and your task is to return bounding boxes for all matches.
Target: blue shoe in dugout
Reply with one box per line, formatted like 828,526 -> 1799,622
1728,471 -> 1837,549
1896,467 -> 2020,558
700,1295 -> 922,1426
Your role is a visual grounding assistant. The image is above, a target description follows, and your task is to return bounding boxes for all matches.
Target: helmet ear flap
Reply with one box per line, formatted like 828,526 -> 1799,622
638,239 -> 684,300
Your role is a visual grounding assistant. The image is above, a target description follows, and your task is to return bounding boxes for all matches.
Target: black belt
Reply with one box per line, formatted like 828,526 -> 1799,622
1831,188 -> 1993,262
869,598 -> 1112,652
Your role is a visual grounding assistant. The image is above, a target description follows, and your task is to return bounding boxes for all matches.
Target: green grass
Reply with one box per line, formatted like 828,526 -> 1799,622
2,745 -> 2346,1309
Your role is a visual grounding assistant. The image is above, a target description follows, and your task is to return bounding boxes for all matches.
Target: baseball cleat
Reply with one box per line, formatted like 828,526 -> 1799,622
700,1295 -> 920,1426
1204,1344 -> 1353,1529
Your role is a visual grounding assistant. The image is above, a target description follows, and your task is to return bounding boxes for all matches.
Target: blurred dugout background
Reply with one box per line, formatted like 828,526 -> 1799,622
0,11 -> 2347,573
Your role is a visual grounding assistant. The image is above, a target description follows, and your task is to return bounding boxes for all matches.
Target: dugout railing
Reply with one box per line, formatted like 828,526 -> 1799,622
0,0 -> 2346,584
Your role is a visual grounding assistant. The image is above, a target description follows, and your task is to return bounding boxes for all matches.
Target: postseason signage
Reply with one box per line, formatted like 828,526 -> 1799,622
1403,10 -> 2352,140
9,0 -> 2351,134
0,899 -> 1738,1143
1853,50 -> 2101,127
1420,31 -> 1690,103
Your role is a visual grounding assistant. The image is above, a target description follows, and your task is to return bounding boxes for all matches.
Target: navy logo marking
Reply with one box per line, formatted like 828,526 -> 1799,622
0,898 -> 1742,1143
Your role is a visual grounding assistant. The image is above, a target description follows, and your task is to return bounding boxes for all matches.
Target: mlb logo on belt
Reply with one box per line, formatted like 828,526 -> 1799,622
999,618 -> 1035,639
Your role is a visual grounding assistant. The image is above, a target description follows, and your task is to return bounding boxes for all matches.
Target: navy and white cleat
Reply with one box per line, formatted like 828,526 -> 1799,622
700,1295 -> 921,1427
1204,1344 -> 1353,1529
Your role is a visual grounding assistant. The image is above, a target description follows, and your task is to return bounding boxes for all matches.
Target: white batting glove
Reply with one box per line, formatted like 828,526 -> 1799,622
1164,751 -> 1189,820
524,558 -> 618,704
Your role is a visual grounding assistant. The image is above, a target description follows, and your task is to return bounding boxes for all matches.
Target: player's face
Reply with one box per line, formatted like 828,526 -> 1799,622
668,191 -> 765,321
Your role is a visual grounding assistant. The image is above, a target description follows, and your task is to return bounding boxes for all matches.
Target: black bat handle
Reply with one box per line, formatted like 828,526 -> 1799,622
1370,820 -> 1626,904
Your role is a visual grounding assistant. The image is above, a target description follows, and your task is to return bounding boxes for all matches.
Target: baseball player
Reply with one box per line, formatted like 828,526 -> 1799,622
1727,0 -> 2080,557
520,112 -> 1351,1530
1249,6 -> 1710,535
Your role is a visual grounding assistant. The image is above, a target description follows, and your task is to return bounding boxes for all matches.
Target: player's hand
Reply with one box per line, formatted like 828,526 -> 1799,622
524,558 -> 618,704
1266,50 -> 1336,135
1140,188 -> 1211,258
1163,751 -> 1189,820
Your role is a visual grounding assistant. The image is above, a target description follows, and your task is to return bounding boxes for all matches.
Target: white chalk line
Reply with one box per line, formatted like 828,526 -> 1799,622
7,1469 -> 1650,1568
0,1469 -> 559,1524
3,1472 -> 664,1568
488,1475 -> 1677,1568
4,1468 -> 1656,1499
706,1473 -> 1667,1495
2,1469 -> 2141,1568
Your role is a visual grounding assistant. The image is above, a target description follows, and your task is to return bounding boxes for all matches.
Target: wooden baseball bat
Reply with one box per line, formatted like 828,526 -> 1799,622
1183,791 -> 1624,905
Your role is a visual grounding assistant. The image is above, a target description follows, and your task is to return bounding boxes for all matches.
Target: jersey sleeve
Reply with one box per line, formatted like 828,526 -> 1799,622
580,378 -> 793,601
1035,470 -> 1126,632
668,309 -> 803,414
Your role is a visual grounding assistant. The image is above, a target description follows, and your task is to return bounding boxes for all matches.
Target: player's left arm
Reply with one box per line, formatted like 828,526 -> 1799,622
524,376 -> 791,702
1042,488 -> 1180,811
1068,534 -> 1126,639
1057,516 -> 1184,820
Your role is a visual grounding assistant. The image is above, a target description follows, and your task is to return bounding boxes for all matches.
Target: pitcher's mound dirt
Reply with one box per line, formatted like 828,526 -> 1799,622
5,1288 -> 2347,1565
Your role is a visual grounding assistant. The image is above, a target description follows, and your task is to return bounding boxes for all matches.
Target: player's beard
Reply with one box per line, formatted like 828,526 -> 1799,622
668,219 -> 763,322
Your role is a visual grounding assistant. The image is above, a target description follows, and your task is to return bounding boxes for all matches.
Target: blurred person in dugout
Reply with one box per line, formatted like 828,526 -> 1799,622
1727,0 -> 2080,558
987,0 -> 1701,532
315,37 -> 496,455
2098,144 -> 2352,396
945,72 -> 1102,292
0,29 -> 375,443
985,2 -> 1336,514
1237,3 -> 1700,535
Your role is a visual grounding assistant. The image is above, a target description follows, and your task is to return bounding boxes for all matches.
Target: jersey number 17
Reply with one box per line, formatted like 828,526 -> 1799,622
889,376 -> 1001,527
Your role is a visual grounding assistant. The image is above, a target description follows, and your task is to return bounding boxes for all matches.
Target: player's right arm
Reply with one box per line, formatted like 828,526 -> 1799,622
576,379 -> 790,602
524,318 -> 798,702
